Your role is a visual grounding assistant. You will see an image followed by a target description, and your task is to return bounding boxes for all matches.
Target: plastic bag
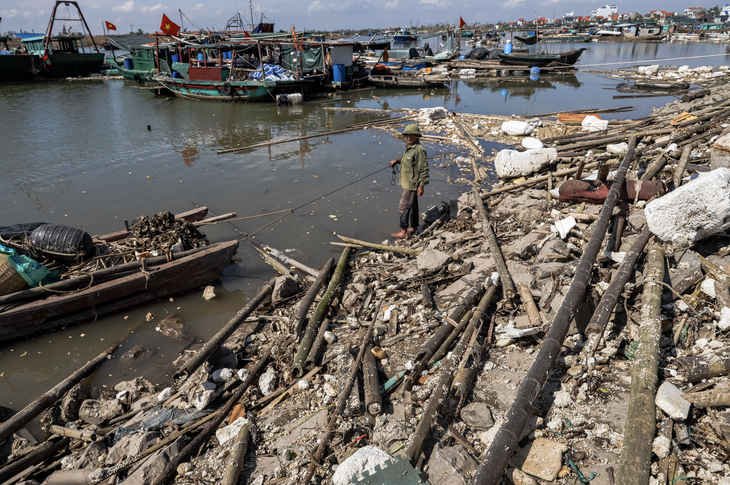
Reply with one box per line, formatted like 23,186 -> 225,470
0,244 -> 56,287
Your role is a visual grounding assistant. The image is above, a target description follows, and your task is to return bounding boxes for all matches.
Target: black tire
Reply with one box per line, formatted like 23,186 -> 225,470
133,73 -> 142,83
222,82 -> 233,96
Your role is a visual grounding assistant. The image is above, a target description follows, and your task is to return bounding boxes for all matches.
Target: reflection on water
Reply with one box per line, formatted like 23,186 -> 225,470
0,41 -> 725,434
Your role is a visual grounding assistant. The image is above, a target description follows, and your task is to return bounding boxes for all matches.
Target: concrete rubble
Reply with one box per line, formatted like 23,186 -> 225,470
6,71 -> 730,485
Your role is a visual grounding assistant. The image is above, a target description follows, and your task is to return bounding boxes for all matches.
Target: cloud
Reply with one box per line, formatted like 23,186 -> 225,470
502,0 -> 525,8
23,10 -> 42,20
113,1 -> 135,12
139,3 -> 163,12
385,0 -> 399,8
419,0 -> 450,7
308,0 -> 323,12
194,3 -> 204,9
329,0 -> 355,12
88,5 -> 103,9
0,8 -> 18,18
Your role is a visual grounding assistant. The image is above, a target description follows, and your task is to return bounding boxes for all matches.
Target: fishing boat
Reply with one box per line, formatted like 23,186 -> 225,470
156,44 -> 314,101
393,28 -> 418,42
14,1 -> 104,79
0,35 -> 41,83
497,48 -> 586,67
106,35 -> 176,86
0,207 -> 239,342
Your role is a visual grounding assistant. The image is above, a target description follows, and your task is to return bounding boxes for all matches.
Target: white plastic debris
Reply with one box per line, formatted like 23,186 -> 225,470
701,278 -> 717,299
551,216 -> 577,240
655,381 -> 691,420
237,368 -> 250,382
718,307 -> 730,331
605,251 -> 626,264
638,65 -> 659,76
297,380 -> 309,390
501,120 -> 534,136
193,382 -> 217,411
494,148 -> 558,178
324,331 -> 337,344
521,137 -> 544,149
581,115 -> 609,132
606,142 -> 629,155
157,387 -> 173,402
645,168 -> 730,247
418,107 -> 448,125
332,446 -> 395,485
203,286 -> 216,300
459,68 -> 476,78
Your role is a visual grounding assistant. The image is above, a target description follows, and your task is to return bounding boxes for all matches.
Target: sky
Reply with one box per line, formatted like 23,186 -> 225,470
0,0 -> 714,35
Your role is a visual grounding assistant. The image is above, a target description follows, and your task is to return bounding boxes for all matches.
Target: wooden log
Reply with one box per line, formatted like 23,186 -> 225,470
615,242 -> 665,485
221,425 -> 250,485
584,225 -> 652,357
293,247 -> 351,378
174,276 -> 276,382
682,391 -> 730,408
471,136 -> 638,485
518,284 -> 542,328
301,300 -> 382,484
337,235 -> 422,256
557,179 -> 664,204
151,346 -> 271,485
682,89 -> 711,103
556,129 -> 669,153
363,345 -> 382,416
388,307 -> 398,337
642,151 -> 668,181
676,355 -> 730,383
0,341 -> 121,446
0,437 -> 69,483
400,322 -> 455,393
252,245 -> 293,278
481,162 -> 600,198
422,282 -> 434,310
673,143 -> 695,192
472,186 -> 516,299
191,212 -> 237,226
251,240 -> 319,278
48,425 -> 97,441
407,285 -> 497,465
293,258 -> 335,336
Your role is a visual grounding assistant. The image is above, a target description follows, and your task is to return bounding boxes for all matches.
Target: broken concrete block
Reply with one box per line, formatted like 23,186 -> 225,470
272,276 -> 299,302
494,148 -> 558,179
215,416 -> 248,445
460,402 -> 494,429
418,107 -> 448,124
60,384 -> 90,422
645,168 -> 730,247
711,133 -> 730,170
506,468 -> 538,485
259,367 -> 278,396
426,443 -> 477,485
606,142 -> 629,156
331,446 -> 394,485
123,436 -> 185,485
509,438 -> 568,481
78,399 -> 124,425
504,232 -> 541,260
655,381 -> 691,420
535,239 -> 571,263
521,137 -> 543,149
416,249 -> 451,272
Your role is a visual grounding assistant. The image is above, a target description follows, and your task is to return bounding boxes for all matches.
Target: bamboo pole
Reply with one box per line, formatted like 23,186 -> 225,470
337,235 -> 422,256
615,242 -> 665,485
429,309 -> 473,366
472,186 -> 515,299
252,245 -> 293,278
301,300 -> 382,484
0,437 -> 69,483
518,285 -> 541,328
363,344 -> 382,416
221,425 -> 251,485
407,285 -> 497,465
174,276 -> 276,382
151,346 -> 271,485
0,341 -> 121,446
292,247 -> 351,378
260,243 -> 319,277
305,318 -> 329,369
293,258 -> 335,336
672,143 -> 695,189
470,136 -> 638,485
584,225 -> 652,358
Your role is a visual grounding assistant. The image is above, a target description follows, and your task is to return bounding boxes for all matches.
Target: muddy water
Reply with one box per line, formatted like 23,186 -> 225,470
0,42 -> 726,438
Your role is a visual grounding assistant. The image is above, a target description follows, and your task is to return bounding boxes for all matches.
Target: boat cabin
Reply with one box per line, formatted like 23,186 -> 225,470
16,33 -> 87,56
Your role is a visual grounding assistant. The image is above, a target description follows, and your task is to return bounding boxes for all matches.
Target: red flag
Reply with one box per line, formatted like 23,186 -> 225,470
244,31 -> 251,38
105,21 -> 117,31
160,14 -> 180,36
459,16 -> 467,28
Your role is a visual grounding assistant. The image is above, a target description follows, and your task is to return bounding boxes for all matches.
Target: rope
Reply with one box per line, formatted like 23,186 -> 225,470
578,52 -> 730,69
38,273 -> 94,294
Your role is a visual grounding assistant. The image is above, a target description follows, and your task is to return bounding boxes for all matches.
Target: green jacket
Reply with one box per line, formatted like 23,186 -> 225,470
398,142 -> 429,191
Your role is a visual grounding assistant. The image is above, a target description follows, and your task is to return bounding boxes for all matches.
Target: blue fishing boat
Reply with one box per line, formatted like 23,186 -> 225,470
393,28 -> 418,42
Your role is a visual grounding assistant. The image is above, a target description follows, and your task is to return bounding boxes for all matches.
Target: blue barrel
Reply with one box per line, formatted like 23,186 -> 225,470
503,41 -> 513,54
172,55 -> 181,63
333,64 -> 346,82
530,73 -> 539,81
197,53 -> 205,61
172,71 -> 182,78
530,66 -> 540,75
458,55 -> 466,59
123,58 -> 134,70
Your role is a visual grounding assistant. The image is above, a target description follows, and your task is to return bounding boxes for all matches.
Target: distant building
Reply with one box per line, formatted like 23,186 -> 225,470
684,7 -> 706,17
592,4 -> 618,18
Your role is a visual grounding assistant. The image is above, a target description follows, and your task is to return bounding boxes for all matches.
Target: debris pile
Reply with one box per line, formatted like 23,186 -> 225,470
6,75 -> 730,485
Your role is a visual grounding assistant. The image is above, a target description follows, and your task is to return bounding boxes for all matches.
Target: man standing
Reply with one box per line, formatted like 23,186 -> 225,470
389,124 -> 429,238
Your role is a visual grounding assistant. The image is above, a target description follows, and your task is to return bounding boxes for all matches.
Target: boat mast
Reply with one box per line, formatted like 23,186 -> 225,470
43,1 -> 99,55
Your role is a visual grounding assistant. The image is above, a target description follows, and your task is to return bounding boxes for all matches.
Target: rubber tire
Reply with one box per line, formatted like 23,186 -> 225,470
222,82 -> 232,96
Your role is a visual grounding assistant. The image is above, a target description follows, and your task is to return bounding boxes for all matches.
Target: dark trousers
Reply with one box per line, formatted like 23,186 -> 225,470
398,189 -> 419,230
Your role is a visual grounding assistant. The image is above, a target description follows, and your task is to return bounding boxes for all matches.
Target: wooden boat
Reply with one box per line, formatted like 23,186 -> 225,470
497,48 -> 586,67
0,207 -> 239,341
367,73 -> 449,88
0,35 -> 41,83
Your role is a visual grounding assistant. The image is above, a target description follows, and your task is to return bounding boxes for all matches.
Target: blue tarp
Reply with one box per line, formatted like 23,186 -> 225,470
249,63 -> 294,81
14,33 -> 44,41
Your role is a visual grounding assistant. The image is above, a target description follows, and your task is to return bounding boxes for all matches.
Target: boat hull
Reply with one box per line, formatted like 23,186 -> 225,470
0,54 -> 40,83
496,53 -> 561,67
43,52 -> 105,78
0,240 -> 238,341
158,77 -> 313,102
